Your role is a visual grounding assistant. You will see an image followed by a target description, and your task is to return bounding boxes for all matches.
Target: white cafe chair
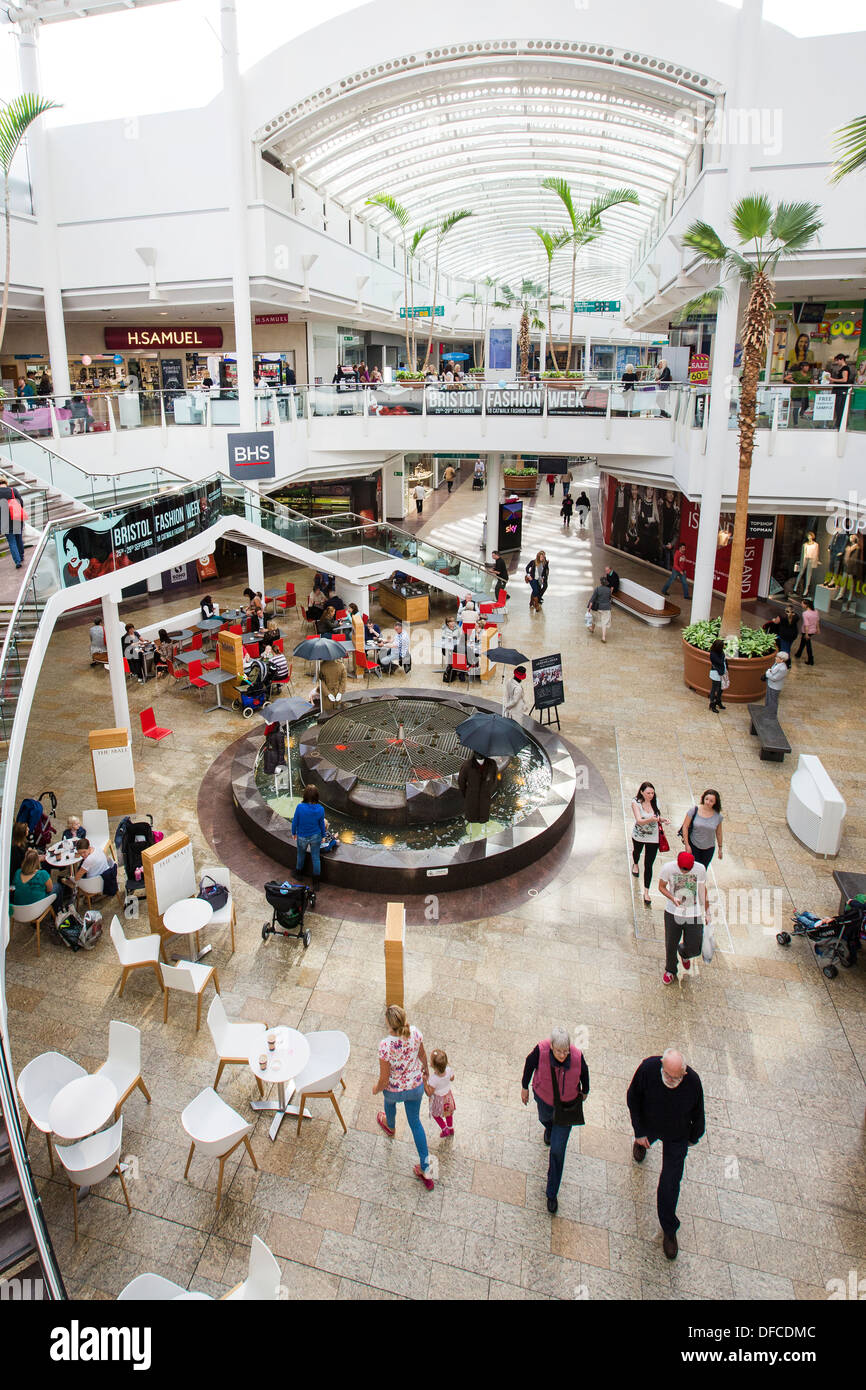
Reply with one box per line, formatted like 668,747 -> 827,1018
118,1273 -> 189,1301
95,1021 -> 152,1119
56,1117 -> 131,1241
11,894 -> 57,957
181,1087 -> 257,1212
82,808 -> 114,861
16,1051 -> 86,1176
109,915 -> 163,997
198,863 -> 236,953
160,960 -> 220,1032
291,1030 -> 350,1138
222,1235 -> 282,1301
207,996 -> 266,1096
75,874 -> 106,911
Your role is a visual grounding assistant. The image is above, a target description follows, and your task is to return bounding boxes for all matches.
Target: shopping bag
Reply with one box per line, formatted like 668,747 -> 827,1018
702,919 -> 715,963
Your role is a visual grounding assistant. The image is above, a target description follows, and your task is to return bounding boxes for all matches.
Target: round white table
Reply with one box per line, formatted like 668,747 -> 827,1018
49,1074 -> 118,1142
249,1026 -> 311,1141
44,843 -> 82,872
172,1291 -> 214,1301
163,896 -> 213,962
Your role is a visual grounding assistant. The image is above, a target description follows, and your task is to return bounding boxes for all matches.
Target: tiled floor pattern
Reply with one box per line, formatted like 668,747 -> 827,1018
5,467 -> 866,1301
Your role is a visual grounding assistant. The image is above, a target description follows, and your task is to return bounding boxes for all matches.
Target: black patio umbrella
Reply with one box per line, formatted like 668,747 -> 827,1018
456,712 -> 531,757
292,637 -> 347,661
485,646 -> 529,666
259,697 -> 314,724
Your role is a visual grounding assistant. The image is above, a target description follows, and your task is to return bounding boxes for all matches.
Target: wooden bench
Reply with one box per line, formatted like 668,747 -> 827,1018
747,703 -> 792,761
832,871 -> 866,915
611,576 -> 680,627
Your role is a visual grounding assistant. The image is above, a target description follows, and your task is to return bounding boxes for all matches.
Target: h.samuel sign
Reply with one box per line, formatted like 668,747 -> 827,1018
104,327 -> 224,350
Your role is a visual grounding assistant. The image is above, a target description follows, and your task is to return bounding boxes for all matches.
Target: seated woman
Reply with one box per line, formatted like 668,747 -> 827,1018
154,628 -> 175,674
62,815 -> 87,842
261,624 -> 281,650
242,587 -> 264,632
12,848 -> 56,911
10,821 -> 28,883
306,585 -> 327,622
318,605 -> 338,637
263,644 -> 290,683
200,594 -> 216,621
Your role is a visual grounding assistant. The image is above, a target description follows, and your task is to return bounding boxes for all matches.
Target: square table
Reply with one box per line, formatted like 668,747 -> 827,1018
174,649 -> 203,666
249,1027 -> 312,1140
163,895 -> 213,961
197,618 -> 224,632
198,666 -> 236,711
168,629 -> 193,644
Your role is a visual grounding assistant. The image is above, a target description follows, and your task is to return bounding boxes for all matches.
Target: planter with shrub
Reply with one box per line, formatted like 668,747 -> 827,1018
682,618 -> 778,703
503,468 -> 538,493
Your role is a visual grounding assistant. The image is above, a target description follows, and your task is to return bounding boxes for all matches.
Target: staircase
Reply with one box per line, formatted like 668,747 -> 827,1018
0,1093 -> 57,1299
0,459 -> 93,536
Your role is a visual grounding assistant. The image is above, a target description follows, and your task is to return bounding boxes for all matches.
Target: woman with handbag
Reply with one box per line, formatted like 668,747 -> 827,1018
679,790 -> 724,868
520,1026 -> 589,1214
631,781 -> 669,906
708,638 -> 728,712
0,475 -> 26,569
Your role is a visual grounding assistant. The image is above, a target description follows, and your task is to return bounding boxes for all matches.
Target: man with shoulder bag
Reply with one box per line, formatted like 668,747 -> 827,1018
520,1026 -> 590,1213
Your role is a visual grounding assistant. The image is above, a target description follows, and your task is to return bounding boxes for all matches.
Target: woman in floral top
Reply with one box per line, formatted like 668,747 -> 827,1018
373,1004 -> 434,1190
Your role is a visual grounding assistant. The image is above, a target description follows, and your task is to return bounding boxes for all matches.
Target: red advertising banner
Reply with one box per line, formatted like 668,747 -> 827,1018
104,327 -> 224,350
601,474 -> 764,600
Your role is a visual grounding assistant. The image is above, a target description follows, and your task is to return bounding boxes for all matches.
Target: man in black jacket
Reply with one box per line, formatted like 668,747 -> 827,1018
626,1049 -> 705,1260
602,565 -> 620,594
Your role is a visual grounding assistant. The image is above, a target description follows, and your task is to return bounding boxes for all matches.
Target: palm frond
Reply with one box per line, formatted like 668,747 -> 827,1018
530,226 -> 570,260
681,220 -> 729,263
364,192 -> 409,229
675,286 -> 728,323
531,316 -> 546,331
768,201 -> 823,252
0,94 -> 59,173
830,114 -> 866,183
541,176 -> 577,231
585,187 -> 640,224
729,193 -> 773,244
410,226 -> 431,256
438,209 -> 473,241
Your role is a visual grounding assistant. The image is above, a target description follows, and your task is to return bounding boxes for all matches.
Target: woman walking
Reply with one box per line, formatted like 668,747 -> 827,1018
679,790 -> 723,868
631,781 -> 668,906
546,471 -> 557,498
560,493 -> 574,528
525,551 -> 548,613
373,1005 -> 435,1191
794,599 -> 820,666
708,638 -> 727,713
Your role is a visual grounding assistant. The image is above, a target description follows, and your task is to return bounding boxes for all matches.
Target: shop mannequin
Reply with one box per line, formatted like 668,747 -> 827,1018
828,527 -> 848,579
793,532 -> 819,594
841,534 -> 863,612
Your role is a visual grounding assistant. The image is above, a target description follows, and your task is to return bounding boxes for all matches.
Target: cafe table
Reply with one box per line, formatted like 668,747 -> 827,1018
197,617 -> 224,633
44,842 -> 82,872
199,667 -> 236,712
249,1026 -> 311,1141
163,896 -> 213,962
168,628 -> 193,644
174,649 -> 204,665
49,1074 -> 118,1143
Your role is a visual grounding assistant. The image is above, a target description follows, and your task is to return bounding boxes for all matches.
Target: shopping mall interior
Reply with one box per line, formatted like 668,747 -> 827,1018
0,0 -> 864,1332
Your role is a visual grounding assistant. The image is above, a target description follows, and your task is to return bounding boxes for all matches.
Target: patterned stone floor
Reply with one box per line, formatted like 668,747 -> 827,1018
6,466 -> 866,1301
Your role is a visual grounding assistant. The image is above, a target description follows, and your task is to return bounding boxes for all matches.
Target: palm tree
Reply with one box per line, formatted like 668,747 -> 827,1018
366,193 -> 412,369
541,180 -> 640,371
421,210 -> 473,371
830,115 -> 866,182
0,94 -> 59,356
681,196 -> 823,639
408,225 -> 430,369
457,275 -> 497,368
493,281 -> 545,376
530,227 -> 570,371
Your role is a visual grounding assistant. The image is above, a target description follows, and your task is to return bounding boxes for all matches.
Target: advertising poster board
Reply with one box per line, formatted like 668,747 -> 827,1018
89,727 -> 136,815
531,654 -> 564,720
497,498 -> 523,552
485,386 -> 543,416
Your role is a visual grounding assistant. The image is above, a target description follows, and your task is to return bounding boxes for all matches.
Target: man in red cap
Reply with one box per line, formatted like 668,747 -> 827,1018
657,849 -> 707,985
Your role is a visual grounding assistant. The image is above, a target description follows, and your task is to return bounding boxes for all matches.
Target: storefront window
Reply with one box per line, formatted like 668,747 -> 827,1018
769,514 -> 865,635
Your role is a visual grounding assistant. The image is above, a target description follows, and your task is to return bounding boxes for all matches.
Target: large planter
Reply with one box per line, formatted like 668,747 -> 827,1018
682,641 -> 776,704
504,474 -> 538,494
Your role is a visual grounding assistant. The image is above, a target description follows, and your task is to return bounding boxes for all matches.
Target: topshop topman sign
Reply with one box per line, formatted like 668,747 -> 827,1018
227,430 -> 276,480
104,327 -> 224,350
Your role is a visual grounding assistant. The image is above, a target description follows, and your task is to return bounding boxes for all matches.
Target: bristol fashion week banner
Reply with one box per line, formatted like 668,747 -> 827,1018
531,653 -> 564,710
55,478 -> 223,586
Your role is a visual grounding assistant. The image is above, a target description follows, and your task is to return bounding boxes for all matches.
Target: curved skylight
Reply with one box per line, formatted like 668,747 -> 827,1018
258,41 -> 722,298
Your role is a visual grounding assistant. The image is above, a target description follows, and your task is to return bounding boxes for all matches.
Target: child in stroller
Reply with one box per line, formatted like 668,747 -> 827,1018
777,897 -> 865,979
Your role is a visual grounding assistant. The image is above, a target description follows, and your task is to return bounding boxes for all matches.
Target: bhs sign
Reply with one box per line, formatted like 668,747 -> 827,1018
228,431 -> 275,480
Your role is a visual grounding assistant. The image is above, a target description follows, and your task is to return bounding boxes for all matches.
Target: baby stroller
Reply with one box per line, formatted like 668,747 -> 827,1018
117,813 -> 156,897
16,791 -> 57,850
261,879 -> 314,948
234,657 -> 272,718
777,897 -> 865,979
472,461 -> 485,491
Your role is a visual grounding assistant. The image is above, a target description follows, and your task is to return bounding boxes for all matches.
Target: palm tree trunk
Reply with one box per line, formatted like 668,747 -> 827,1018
423,253 -> 439,371
518,310 -> 529,377
547,267 -> 560,372
720,272 -> 773,639
402,240 -> 411,370
409,264 -> 416,370
0,178 -> 11,360
566,243 -> 576,373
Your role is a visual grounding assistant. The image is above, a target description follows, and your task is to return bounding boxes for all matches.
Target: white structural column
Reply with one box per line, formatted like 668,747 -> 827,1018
220,0 -> 255,432
584,331 -> 592,375
101,596 -> 130,734
485,453 -> 502,563
16,24 -> 71,398
689,0 -> 763,622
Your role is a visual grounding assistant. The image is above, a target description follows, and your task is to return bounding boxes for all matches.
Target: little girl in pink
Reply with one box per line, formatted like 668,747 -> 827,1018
425,1050 -> 456,1137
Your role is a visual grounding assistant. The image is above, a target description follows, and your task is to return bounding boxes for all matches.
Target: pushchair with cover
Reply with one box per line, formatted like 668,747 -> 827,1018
16,791 -> 57,850
116,813 -> 156,897
261,879 -> 314,948
777,896 -> 865,979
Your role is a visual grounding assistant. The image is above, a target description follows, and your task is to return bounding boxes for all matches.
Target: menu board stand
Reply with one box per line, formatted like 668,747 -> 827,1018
89,727 -> 136,816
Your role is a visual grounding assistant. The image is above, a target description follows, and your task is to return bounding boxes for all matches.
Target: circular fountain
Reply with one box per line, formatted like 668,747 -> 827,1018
231,689 -> 578,893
